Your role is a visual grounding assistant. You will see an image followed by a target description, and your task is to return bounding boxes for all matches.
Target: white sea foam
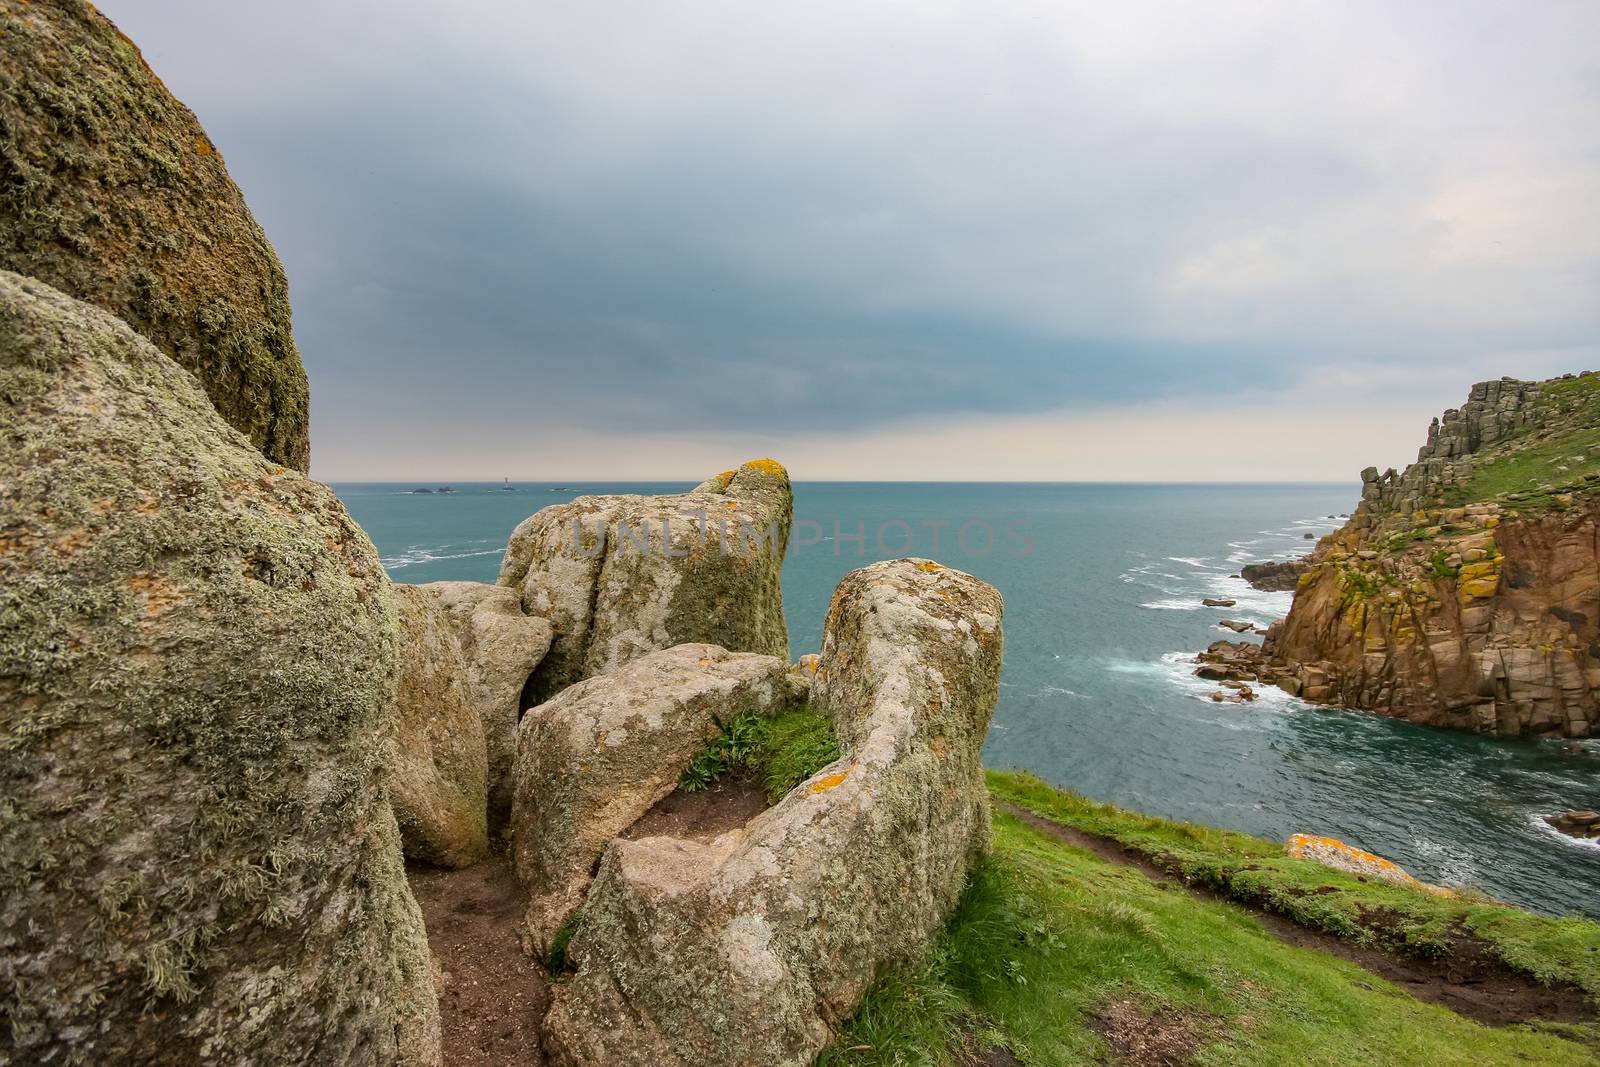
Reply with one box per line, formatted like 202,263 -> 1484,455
382,547 -> 503,570
1527,812 -> 1600,850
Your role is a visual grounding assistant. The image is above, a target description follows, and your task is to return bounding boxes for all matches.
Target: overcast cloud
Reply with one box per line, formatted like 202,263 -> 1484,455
102,1 -> 1600,480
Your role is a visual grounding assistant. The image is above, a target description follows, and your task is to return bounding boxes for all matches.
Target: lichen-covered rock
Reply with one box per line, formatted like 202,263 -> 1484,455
390,585 -> 491,869
420,580 -> 552,830
0,1 -> 310,469
499,459 -> 791,703
1262,375 -> 1600,736
543,558 -> 1003,1067
511,644 -> 792,951
0,272 -> 437,1064
1286,834 -> 1421,887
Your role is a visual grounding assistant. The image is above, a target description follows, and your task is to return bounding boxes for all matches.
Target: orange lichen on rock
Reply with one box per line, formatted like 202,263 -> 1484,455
808,771 -> 848,794
1287,833 -> 1420,886
917,561 -> 944,572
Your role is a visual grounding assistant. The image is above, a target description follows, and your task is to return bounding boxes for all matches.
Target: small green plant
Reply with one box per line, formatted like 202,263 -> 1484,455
1341,569 -> 1381,602
679,712 -> 768,791
679,707 -> 841,803
1429,549 -> 1459,579
547,909 -> 583,977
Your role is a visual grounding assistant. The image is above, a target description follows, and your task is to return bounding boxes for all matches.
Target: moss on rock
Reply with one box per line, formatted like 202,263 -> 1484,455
0,272 -> 436,1064
0,0 -> 310,468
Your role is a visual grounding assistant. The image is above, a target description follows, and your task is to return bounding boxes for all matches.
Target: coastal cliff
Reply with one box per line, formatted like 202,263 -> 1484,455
1264,374 -> 1600,737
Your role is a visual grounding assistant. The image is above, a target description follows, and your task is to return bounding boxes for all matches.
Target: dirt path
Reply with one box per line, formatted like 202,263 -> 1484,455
408,856 -> 549,1067
998,802 -> 1593,1027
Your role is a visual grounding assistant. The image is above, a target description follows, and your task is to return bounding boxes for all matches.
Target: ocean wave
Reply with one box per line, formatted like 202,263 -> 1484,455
1526,812 -> 1600,851
382,546 -> 503,570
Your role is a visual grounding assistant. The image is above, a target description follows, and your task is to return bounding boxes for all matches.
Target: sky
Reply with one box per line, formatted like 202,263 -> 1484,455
104,1 -> 1600,482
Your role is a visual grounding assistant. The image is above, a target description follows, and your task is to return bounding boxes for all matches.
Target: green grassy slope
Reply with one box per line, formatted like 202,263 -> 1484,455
820,773 -> 1600,1066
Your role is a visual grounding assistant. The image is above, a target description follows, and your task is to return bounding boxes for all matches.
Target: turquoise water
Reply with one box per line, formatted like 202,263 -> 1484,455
335,481 -> 1600,917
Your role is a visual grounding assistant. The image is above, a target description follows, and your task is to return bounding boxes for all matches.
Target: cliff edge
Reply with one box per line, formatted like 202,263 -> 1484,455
1264,373 -> 1600,736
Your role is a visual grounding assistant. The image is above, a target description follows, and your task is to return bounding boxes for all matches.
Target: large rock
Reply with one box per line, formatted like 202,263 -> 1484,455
0,273 -> 437,1064
390,585 -> 491,869
499,459 -> 791,703
0,1 -> 310,469
511,644 -> 793,952
420,580 -> 552,830
543,559 -> 1003,1066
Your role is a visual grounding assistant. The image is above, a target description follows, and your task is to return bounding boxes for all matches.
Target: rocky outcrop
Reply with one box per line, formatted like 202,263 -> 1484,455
1240,557 -> 1310,591
1257,374 -> 1600,736
421,580 -> 552,829
499,459 -> 792,704
1544,811 -> 1600,842
542,559 -> 1002,1067
0,273 -> 437,1064
0,1 -> 310,469
510,644 -> 794,952
390,585 -> 491,869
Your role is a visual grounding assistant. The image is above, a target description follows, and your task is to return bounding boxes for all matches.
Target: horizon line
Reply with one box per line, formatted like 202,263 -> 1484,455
322,477 -> 1360,487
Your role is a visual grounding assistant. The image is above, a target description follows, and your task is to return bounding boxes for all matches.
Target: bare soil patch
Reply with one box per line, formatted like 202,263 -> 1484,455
999,802 -> 1594,1028
408,855 -> 549,1067
624,776 -> 770,842
1089,999 -> 1210,1066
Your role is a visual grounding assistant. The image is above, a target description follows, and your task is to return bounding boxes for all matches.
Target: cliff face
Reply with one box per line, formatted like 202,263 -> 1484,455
1266,374 -> 1600,737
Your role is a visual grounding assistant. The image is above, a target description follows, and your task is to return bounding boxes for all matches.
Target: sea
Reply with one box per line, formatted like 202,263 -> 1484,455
335,481 -> 1600,918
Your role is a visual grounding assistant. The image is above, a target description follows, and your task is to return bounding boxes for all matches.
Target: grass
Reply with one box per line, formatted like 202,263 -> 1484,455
679,707 -> 841,803
1444,425 -> 1600,509
825,771 -> 1600,1062
986,771 -> 1600,997
821,809 -> 1599,1065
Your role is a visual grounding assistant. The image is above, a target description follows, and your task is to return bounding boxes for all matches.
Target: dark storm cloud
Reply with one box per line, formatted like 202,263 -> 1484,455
97,1 -> 1600,477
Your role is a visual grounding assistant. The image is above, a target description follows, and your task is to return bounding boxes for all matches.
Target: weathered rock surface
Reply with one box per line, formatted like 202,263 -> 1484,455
390,585 -> 491,869
1260,375 -> 1600,736
0,1 -> 310,468
499,459 -> 791,703
0,272 -> 437,1064
1240,557 -> 1310,591
1287,834 -> 1423,887
421,580 -> 552,829
511,644 -> 793,952
543,558 -> 1003,1067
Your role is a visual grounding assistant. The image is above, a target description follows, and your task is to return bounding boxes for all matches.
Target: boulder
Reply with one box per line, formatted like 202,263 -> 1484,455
1240,557 -> 1310,591
1202,597 -> 1236,607
390,585 -> 490,869
510,644 -> 793,952
543,559 -> 1002,1067
0,273 -> 437,1065
420,580 -> 553,829
499,459 -> 791,703
1286,834 -> 1422,887
0,2 -> 309,468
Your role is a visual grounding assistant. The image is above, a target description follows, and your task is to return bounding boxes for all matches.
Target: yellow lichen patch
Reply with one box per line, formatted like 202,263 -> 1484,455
917,561 -> 944,572
1287,833 -> 1419,886
809,771 -> 848,794
725,500 -> 740,509
193,135 -> 213,155
740,457 -> 788,478
1457,560 -> 1500,601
